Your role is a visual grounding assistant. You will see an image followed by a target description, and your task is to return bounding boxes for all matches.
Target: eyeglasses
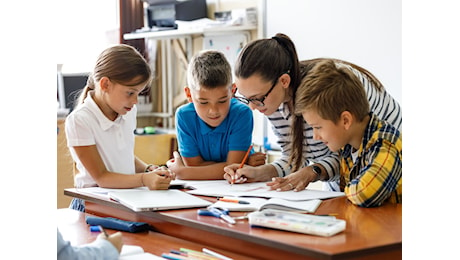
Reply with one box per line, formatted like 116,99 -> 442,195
235,72 -> 287,107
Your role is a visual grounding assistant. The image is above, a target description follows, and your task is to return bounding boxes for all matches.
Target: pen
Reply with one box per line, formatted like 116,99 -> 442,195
179,248 -> 220,260
232,144 -> 253,184
161,253 -> 190,260
98,225 -> 109,237
218,197 -> 250,204
170,250 -> 187,256
208,207 -> 236,225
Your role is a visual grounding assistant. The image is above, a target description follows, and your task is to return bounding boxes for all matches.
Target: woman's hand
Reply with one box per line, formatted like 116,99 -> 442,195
267,166 -> 318,192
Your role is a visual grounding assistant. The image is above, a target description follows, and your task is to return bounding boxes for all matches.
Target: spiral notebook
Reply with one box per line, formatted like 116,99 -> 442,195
109,189 -> 212,212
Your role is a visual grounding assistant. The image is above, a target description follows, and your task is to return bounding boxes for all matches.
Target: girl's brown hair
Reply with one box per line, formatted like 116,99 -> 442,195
75,44 -> 152,107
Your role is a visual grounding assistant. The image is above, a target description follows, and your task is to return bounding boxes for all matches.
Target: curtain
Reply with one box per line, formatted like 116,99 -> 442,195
119,0 -> 146,57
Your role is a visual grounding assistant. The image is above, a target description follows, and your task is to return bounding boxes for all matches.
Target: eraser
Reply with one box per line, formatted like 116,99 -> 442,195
90,225 -> 102,232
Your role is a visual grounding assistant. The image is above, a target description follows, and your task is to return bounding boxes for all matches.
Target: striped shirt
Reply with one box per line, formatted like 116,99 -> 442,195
340,113 -> 402,207
267,61 -> 402,186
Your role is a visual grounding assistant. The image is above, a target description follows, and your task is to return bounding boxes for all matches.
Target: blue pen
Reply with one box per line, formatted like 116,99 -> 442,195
197,207 -> 236,224
161,253 -> 187,260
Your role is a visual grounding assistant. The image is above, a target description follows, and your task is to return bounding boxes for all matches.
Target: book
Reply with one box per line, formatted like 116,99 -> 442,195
120,245 -> 165,260
211,196 -> 322,213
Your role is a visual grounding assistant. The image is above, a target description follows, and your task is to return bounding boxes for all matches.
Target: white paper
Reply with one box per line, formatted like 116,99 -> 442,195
185,181 -> 345,201
119,245 -> 165,260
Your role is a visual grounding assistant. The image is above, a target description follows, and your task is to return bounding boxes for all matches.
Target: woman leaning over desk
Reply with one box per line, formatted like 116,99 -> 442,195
223,33 -> 402,192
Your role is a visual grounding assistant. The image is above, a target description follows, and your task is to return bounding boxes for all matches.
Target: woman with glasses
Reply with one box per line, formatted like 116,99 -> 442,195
224,33 -> 401,192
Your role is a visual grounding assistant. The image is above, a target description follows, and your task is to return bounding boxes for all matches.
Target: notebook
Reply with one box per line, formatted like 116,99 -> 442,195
108,189 -> 212,212
211,197 -> 322,212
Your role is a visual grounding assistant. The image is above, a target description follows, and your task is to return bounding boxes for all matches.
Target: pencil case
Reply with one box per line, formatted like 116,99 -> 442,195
85,216 -> 150,233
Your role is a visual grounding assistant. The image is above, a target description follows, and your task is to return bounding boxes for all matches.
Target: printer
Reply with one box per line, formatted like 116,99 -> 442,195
143,0 -> 207,29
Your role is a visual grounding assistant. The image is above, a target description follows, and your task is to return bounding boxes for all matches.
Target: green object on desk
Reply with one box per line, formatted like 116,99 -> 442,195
144,126 -> 156,134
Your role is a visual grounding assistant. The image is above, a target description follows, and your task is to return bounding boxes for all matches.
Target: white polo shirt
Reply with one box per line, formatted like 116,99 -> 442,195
65,92 -> 136,188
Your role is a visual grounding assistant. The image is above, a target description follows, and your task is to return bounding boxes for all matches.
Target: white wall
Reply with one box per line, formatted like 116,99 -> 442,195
264,0 -> 401,104
260,0 -> 401,149
55,0 -> 119,73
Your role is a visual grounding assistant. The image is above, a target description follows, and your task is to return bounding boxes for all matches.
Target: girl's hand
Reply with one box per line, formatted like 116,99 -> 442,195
142,170 -> 172,190
166,151 -> 184,176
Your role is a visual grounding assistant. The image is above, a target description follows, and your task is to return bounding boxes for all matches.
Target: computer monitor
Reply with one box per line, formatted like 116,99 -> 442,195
57,71 -> 89,115
144,0 -> 207,28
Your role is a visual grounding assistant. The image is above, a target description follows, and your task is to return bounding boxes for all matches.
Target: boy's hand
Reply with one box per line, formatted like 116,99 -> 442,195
247,152 -> 266,166
166,151 -> 184,176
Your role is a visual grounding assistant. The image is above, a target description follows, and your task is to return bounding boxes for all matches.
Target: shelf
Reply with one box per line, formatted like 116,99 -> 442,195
124,24 -> 257,41
123,22 -> 257,128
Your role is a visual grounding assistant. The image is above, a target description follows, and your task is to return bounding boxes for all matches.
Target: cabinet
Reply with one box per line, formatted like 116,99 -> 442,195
57,119 -> 74,208
134,133 -> 177,165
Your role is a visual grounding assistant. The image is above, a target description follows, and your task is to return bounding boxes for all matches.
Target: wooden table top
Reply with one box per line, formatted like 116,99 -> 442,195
64,188 -> 402,260
57,208 -> 257,259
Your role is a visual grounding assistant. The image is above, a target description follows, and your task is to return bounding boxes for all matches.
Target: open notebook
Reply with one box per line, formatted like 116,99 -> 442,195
109,189 -> 211,212
211,197 -> 322,212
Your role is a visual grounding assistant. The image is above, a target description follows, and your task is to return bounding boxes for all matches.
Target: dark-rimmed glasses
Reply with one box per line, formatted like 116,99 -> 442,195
235,72 -> 288,107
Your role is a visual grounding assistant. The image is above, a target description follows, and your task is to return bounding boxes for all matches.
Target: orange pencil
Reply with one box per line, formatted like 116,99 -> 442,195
232,145 -> 253,185
239,144 -> 253,169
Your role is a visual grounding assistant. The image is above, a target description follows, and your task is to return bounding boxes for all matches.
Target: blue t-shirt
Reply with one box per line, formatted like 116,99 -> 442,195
176,98 -> 253,162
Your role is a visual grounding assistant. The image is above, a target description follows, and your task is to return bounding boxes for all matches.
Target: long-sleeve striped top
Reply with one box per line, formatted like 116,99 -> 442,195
340,113 -> 402,207
267,61 -> 402,183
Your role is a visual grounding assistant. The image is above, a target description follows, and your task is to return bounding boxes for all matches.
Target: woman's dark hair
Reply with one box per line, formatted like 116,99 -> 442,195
234,33 -> 301,112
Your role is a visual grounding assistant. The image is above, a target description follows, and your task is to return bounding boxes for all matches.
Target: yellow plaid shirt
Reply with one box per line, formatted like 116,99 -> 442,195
340,113 -> 402,207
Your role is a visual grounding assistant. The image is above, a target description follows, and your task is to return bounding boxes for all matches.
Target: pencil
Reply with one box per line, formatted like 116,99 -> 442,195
232,145 -> 253,185
239,144 -> 253,169
98,225 -> 109,237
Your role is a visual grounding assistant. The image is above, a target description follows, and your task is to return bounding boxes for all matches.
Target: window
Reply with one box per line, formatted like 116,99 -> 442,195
56,0 -> 119,73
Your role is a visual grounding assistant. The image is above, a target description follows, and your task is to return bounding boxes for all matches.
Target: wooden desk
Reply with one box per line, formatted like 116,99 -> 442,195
64,188 -> 402,260
57,208 -> 256,259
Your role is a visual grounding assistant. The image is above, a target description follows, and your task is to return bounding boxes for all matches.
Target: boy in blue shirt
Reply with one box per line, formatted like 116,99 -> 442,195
167,50 -> 265,179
